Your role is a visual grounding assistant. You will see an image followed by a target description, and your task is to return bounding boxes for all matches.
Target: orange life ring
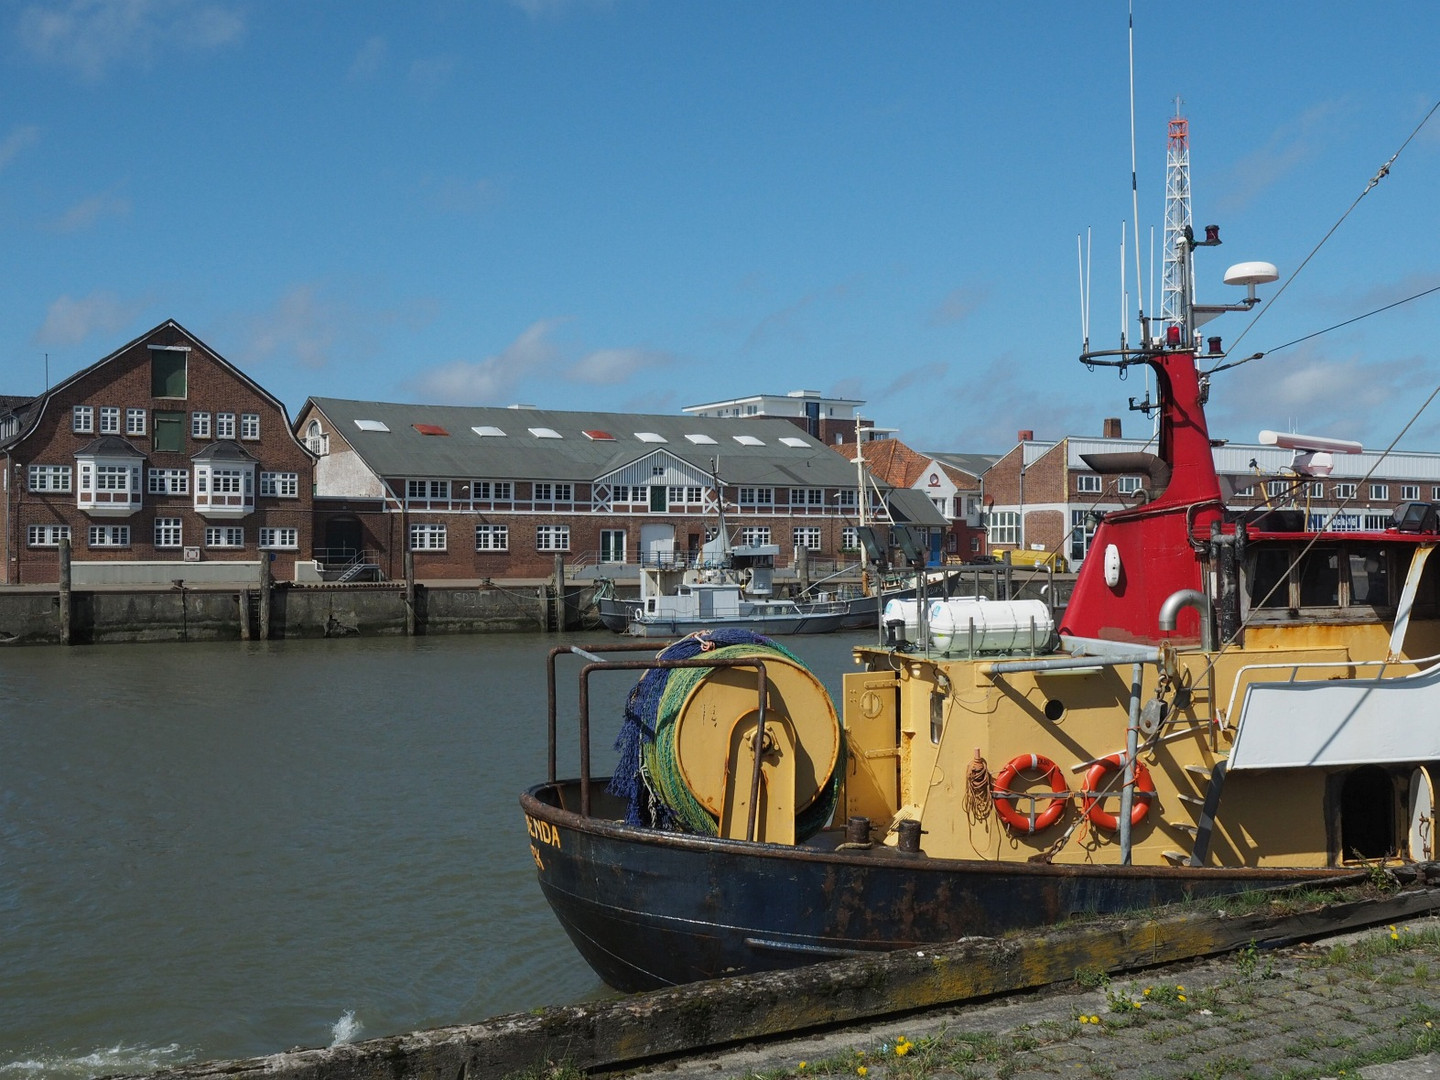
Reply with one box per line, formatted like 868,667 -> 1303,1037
1082,754 -> 1155,831
992,753 -> 1070,833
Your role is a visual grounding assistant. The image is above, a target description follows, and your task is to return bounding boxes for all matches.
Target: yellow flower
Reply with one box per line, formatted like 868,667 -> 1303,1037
1133,1001 -> 1142,1009
798,1064 -> 807,1071
1392,932 -> 1400,941
1178,995 -> 1187,1003
1090,1015 -> 1100,1024
1143,987 -> 1152,996
1427,1022 -> 1434,1029
1176,985 -> 1185,992
857,1068 -> 868,1077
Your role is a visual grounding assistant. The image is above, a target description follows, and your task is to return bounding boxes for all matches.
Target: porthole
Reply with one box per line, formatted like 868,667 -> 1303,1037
1043,699 -> 1066,722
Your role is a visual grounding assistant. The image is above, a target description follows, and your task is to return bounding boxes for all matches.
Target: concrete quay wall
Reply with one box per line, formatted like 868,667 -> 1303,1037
0,582 -> 585,645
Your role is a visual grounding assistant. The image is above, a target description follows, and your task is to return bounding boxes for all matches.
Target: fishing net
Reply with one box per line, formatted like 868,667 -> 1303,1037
608,629 -> 843,840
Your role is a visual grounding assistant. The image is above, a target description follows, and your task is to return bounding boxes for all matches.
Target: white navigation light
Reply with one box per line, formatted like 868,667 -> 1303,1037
1104,543 -> 1122,589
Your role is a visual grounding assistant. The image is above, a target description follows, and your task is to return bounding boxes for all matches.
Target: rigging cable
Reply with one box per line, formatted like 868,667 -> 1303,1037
1205,98 -> 1440,376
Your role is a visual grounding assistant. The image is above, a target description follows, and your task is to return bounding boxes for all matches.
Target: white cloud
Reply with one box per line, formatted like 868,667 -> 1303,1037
0,126 -> 40,172
1216,102 -> 1347,214
244,284 -> 343,371
34,292 -> 137,346
348,35 -> 387,81
18,0 -> 244,81
566,347 -> 672,385
50,190 -> 130,233
411,318 -> 568,404
928,285 -> 988,327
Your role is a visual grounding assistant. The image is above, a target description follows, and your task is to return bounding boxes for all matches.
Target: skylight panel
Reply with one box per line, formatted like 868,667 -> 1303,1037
583,430 -> 616,441
354,419 -> 390,433
732,434 -> 764,446
635,432 -> 667,443
413,424 -> 450,436
529,427 -> 563,439
779,436 -> 808,448
685,433 -> 718,445
472,425 -> 507,437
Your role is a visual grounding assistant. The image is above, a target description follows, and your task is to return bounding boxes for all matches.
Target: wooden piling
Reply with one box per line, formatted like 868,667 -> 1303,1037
258,557 -> 272,641
58,537 -> 72,646
239,589 -> 252,641
404,550 -> 416,636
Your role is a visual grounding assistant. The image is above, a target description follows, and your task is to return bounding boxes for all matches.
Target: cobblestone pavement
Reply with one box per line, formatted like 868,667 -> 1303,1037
620,918 -> 1440,1080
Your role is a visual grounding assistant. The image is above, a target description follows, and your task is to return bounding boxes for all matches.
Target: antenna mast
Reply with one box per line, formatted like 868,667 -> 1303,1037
1161,100 -> 1193,331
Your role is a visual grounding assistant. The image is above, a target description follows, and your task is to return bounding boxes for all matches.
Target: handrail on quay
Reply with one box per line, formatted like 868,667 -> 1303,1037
546,642 -> 774,839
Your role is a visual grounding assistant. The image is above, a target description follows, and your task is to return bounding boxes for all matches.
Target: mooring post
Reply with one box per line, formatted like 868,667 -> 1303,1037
258,556 -> 272,641
796,544 -> 810,594
58,536 -> 72,646
552,553 -> 566,632
404,549 -> 416,636
239,588 -> 252,641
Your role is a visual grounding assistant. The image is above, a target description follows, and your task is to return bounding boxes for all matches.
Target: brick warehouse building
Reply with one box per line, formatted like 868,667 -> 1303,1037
295,397 -> 906,581
0,321 -> 315,585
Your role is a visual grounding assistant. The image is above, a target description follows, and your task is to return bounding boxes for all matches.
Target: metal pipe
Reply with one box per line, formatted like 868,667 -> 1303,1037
1158,588 -> 1213,650
1119,662 -> 1143,864
986,651 -> 1157,675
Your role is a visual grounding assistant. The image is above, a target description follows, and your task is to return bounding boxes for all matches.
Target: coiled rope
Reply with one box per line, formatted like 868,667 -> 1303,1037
608,629 -> 842,840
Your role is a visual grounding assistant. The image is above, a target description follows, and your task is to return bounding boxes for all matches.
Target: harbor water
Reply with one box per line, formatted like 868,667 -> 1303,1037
0,631 -> 873,1078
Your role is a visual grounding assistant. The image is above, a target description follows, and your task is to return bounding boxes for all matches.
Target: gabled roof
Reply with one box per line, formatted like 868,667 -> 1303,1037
928,451 -> 998,480
192,440 -> 260,463
837,437 -> 983,488
887,488 -> 949,527
74,435 -> 145,458
1,320 -> 314,459
304,398 -> 866,488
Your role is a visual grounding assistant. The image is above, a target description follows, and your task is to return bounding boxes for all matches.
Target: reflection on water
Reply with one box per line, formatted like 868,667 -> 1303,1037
0,631 -> 872,1075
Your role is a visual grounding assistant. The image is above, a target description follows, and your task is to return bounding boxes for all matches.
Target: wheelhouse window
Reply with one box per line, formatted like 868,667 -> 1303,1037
1245,542 -> 1394,615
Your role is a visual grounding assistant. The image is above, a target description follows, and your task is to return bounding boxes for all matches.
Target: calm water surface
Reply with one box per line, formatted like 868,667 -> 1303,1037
0,631 -> 872,1077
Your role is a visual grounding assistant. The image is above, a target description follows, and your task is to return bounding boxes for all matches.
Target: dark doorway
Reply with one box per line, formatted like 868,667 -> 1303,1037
1340,766 -> 1395,861
325,517 -> 363,561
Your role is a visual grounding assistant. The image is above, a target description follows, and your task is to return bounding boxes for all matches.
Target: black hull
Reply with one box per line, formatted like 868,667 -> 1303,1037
521,779 -> 1341,993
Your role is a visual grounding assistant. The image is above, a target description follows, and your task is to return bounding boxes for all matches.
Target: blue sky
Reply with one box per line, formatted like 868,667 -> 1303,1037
4,1 -> 1439,455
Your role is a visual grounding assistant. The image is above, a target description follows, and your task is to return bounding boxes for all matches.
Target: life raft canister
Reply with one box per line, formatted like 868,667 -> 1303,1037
992,753 -> 1070,833
1082,753 -> 1156,831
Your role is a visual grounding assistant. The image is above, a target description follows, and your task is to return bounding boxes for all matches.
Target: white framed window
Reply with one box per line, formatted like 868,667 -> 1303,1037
475,524 -> 509,551
193,463 -> 255,515
837,490 -> 857,509
1306,482 -> 1326,499
841,526 -> 859,550
474,480 -> 513,501
77,459 -> 143,514
147,468 -> 190,495
258,527 -> 299,550
1335,483 -> 1358,499
1076,473 -> 1102,494
27,524 -> 71,547
192,412 -> 211,438
99,406 -> 120,434
738,487 -> 773,506
73,405 -> 93,433
28,465 -> 72,492
216,413 -> 236,439
533,482 -> 573,503
793,527 -> 821,551
536,524 -> 571,551
739,526 -> 771,545
1433,486 -> 1440,501
1233,484 -> 1255,498
1070,508 -> 1095,564
1267,480 -> 1290,498
791,488 -> 824,506
209,469 -> 244,494
125,408 -> 147,436
240,413 -> 259,440
1370,483 -> 1389,501
1364,513 -> 1391,531
987,511 -> 1020,546
1116,476 -> 1142,495
88,524 -> 130,547
1402,485 -> 1420,501
260,472 -> 299,498
409,523 -> 447,550
599,529 -> 625,562
407,479 -> 450,501
155,517 -> 183,548
205,526 -> 244,548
